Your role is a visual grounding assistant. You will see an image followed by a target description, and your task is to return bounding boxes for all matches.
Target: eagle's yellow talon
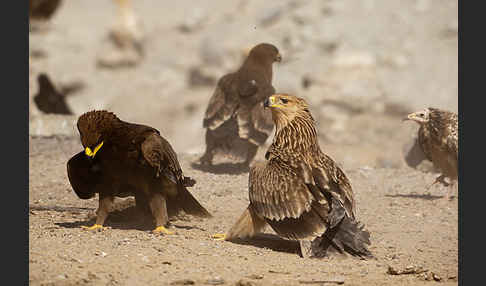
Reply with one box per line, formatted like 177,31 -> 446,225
81,224 -> 106,230
153,226 -> 175,235
212,233 -> 227,241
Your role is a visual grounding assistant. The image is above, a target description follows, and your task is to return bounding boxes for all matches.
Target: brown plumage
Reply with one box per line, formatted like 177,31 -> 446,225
29,0 -> 62,21
405,107 -> 458,199
216,94 -> 372,258
67,110 -> 211,233
200,43 -> 282,167
33,73 -> 84,115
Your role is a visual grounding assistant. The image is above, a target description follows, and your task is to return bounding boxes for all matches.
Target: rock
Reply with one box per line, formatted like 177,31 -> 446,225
298,277 -> 345,285
415,0 -> 430,12
380,53 -> 409,69
96,47 -> 142,69
177,8 -> 208,33
29,114 -> 78,137
258,5 -> 284,27
205,277 -> 225,285
199,37 -> 226,67
187,67 -> 217,88
246,274 -> 264,280
235,279 -> 258,286
170,279 -> 195,285
387,264 -> 427,275
332,50 -> 376,69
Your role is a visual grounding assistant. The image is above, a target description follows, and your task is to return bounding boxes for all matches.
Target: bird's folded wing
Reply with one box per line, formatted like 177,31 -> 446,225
310,154 -> 356,219
203,74 -> 238,130
249,161 -> 316,221
249,161 -> 333,240
250,100 -> 274,135
140,132 -> 183,183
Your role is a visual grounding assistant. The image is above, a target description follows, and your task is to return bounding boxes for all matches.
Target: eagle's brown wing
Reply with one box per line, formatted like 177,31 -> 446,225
236,82 -> 274,144
312,153 -> 356,219
249,160 -> 331,240
140,131 -> 183,184
250,100 -> 274,136
418,126 -> 434,163
203,73 -> 239,130
140,131 -> 211,217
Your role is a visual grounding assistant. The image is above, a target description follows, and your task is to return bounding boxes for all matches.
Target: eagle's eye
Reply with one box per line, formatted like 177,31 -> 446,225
419,113 -> 424,117
281,98 -> 289,104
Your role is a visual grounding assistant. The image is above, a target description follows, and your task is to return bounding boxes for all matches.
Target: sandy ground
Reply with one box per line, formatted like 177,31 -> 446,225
29,136 -> 457,286
29,0 -> 458,285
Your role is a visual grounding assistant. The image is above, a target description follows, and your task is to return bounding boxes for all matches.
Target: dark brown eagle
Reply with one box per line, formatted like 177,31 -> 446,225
29,0 -> 62,22
67,110 -> 211,233
200,43 -> 282,167
405,107 -> 458,199
33,73 -> 85,115
214,94 -> 372,258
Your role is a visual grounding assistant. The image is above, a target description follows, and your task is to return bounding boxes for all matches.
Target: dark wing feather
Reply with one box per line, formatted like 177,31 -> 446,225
236,82 -> 274,144
238,79 -> 258,98
140,132 -> 183,184
312,153 -> 356,219
250,97 -> 274,136
417,126 -> 434,162
203,73 -> 239,130
249,161 -> 330,240
66,151 -> 100,199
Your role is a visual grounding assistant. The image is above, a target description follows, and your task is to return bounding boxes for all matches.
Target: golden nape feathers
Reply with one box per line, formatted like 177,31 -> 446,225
200,43 -> 281,167
405,107 -> 458,199
218,94 -> 372,258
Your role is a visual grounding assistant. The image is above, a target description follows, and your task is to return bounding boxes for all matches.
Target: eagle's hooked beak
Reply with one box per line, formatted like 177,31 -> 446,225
264,96 -> 276,108
402,114 -> 414,122
85,141 -> 104,158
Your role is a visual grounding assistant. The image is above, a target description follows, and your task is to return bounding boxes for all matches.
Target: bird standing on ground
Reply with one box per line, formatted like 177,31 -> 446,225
29,0 -> 62,29
213,94 -> 372,259
67,110 -> 211,233
404,107 -> 458,199
33,73 -> 84,115
97,0 -> 145,68
200,43 -> 282,167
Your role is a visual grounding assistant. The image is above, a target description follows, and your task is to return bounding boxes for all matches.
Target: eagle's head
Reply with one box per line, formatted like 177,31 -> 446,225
404,108 -> 431,124
264,93 -> 312,129
77,110 -> 119,158
247,43 -> 282,65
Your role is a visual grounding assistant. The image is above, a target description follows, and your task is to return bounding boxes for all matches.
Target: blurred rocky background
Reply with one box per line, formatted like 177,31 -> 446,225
29,0 -> 458,171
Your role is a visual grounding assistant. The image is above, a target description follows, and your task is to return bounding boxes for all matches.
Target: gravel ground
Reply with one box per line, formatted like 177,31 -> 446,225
29,0 -> 458,285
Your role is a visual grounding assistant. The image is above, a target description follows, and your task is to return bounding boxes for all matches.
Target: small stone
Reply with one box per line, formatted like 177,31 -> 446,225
236,279 -> 257,286
246,274 -> 264,280
205,277 -> 225,285
432,273 -> 442,281
170,279 -> 195,285
258,6 -> 283,27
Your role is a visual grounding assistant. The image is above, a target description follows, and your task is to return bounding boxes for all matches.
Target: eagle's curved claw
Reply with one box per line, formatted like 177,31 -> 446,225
81,224 -> 107,231
211,233 -> 227,241
153,226 -> 175,235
